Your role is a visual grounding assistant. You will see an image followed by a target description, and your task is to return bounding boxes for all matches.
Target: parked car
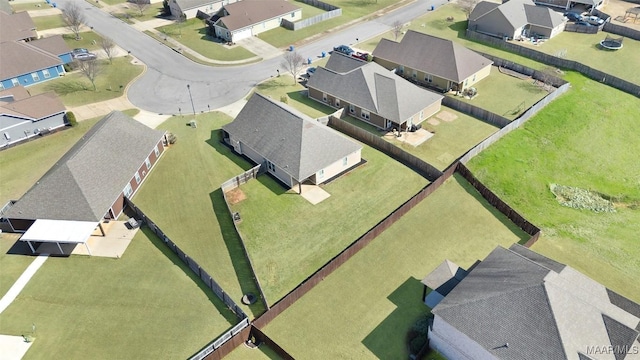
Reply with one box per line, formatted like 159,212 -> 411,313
351,51 -> 370,61
74,52 -> 97,61
564,12 -> 583,22
585,15 -> 604,25
71,48 -> 89,57
306,67 -> 316,76
575,21 -> 594,26
333,45 -> 354,56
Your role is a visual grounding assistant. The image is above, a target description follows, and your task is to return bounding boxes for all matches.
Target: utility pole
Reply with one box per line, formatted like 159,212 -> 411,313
187,84 -> 196,117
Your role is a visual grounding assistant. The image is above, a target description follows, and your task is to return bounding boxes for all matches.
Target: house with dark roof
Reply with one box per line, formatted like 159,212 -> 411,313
0,86 -> 67,147
1,11 -> 72,90
222,93 -> 362,192
469,0 -> 567,40
424,244 -> 640,360
4,111 -> 167,253
372,30 -> 493,93
307,53 -> 443,131
212,0 -> 301,42
168,0 -> 233,19
537,0 -> 603,12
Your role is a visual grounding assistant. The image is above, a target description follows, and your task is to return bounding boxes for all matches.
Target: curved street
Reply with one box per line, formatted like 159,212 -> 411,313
56,0 -> 448,114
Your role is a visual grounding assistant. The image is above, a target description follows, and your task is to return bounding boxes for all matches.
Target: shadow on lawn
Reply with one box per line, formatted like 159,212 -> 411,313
362,277 -> 427,358
44,80 -> 88,95
205,129 -> 252,171
141,226 -> 240,325
287,90 -> 334,115
210,188 -> 268,317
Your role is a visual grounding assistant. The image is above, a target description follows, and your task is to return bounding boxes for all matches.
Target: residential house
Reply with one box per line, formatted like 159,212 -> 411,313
469,0 -> 567,40
0,10 -> 37,42
4,111 -> 167,252
221,93 -> 362,192
213,0 -> 301,42
307,53 -> 443,131
169,0 -> 236,19
0,86 -> 67,147
537,0 -> 603,12
424,244 -> 640,360
372,30 -> 493,93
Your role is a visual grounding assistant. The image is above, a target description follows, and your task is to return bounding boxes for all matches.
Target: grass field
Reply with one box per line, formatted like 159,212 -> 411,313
230,143 -> 429,303
255,76 -> 334,119
156,19 -> 257,62
0,234 -> 34,298
110,3 -> 163,22
132,112 -> 266,317
27,57 -> 143,107
0,228 -> 237,360
225,343 -> 283,359
263,174 -> 529,359
32,14 -> 66,31
63,32 -> 104,52
10,2 -> 55,13
468,72 -> 640,302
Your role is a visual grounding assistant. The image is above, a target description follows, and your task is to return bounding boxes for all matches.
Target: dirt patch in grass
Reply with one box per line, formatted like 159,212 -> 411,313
226,188 -> 247,205
436,110 -> 458,122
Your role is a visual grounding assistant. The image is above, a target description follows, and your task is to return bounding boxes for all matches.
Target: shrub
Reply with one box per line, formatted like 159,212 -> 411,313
409,334 -> 427,354
280,95 -> 288,104
412,315 -> 430,336
65,111 -> 77,127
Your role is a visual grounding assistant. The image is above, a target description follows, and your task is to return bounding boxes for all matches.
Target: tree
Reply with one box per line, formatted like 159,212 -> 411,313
77,59 -> 103,91
281,51 -> 305,84
62,1 -> 86,40
537,66 -> 558,92
131,0 -> 150,17
161,0 -> 171,17
392,20 -> 403,41
100,37 -> 116,64
457,0 -> 479,19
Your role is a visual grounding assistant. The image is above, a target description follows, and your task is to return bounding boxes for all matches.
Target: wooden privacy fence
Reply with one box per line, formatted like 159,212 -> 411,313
190,318 -> 250,360
327,116 -> 443,181
221,165 -> 262,193
250,326 -> 295,359
603,22 -> 640,40
564,23 -> 600,34
466,30 -> 640,97
442,97 -> 511,128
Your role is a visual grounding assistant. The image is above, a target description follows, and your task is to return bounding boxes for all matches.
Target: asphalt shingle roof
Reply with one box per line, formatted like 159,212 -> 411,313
29,35 -> 71,56
324,53 -> 367,73
470,0 -> 565,31
5,111 -> 166,222
307,54 -> 443,124
174,0 -> 219,11
221,93 -> 361,182
0,10 -> 37,42
0,41 -> 62,80
372,30 -> 493,83
217,0 -> 300,31
0,91 -> 65,119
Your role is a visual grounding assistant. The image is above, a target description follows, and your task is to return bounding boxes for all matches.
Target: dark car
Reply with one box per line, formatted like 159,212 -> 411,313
333,45 -> 354,56
306,67 -> 316,76
575,21 -> 593,26
564,12 -> 583,22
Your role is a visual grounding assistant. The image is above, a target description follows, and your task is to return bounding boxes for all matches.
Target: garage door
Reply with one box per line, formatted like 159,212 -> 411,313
232,28 -> 252,42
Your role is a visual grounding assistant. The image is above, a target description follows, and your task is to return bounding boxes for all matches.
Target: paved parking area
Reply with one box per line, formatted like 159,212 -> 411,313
0,335 -> 33,360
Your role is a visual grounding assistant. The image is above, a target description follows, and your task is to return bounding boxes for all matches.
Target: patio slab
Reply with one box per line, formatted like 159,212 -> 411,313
292,185 -> 330,205
72,221 -> 138,258
0,334 -> 34,360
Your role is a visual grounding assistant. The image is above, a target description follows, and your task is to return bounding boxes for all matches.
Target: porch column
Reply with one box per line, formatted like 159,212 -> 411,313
56,242 -> 64,254
85,243 -> 93,256
98,223 -> 106,237
26,241 -> 35,253
298,181 -> 302,194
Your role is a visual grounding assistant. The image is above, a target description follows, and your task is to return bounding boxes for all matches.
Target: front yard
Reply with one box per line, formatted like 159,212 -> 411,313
263,174 -> 529,359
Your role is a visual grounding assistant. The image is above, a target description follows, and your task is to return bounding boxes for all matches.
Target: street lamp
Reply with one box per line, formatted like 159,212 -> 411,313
187,84 -> 196,117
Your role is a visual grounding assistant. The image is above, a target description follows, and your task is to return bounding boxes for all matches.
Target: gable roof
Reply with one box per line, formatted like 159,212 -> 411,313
222,93 -> 361,181
308,55 -> 443,124
29,35 -> 71,56
470,0 -> 565,31
0,91 -> 65,119
5,111 -> 166,222
0,86 -> 31,102
372,31 -> 493,83
421,259 -> 468,297
432,244 -> 640,360
0,10 -> 37,42
524,4 -> 565,29
0,41 -> 62,80
324,52 -> 367,73
217,0 -> 300,31
468,1 -> 500,21
174,0 -> 220,11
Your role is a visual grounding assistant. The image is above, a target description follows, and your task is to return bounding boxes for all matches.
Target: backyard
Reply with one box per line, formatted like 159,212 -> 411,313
263,174 -> 529,359
255,75 -> 334,119
32,14 -> 66,31
0,234 -> 34,298
0,228 -> 238,360
131,112 -> 266,317
468,72 -> 640,302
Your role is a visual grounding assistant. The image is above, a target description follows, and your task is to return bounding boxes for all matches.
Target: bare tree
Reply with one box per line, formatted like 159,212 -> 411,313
281,51 -> 305,84
391,20 -> 403,41
457,0 -> 479,19
131,0 -> 150,17
100,37 -> 116,64
62,1 -> 86,40
77,59 -> 103,91
536,66 -> 557,92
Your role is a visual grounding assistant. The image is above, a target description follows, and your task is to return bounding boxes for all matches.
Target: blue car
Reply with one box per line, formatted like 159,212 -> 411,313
333,45 -> 354,56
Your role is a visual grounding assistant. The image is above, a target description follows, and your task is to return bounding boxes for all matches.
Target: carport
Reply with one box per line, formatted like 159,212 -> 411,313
20,219 -> 100,255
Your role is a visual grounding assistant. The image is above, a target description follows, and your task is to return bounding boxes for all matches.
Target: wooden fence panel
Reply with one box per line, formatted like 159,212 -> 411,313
250,326 -> 295,359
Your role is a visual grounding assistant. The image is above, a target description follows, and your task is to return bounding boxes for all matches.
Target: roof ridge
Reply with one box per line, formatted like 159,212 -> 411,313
436,282 -> 544,312
540,282 -> 570,359
504,245 -> 557,273
19,40 -> 61,61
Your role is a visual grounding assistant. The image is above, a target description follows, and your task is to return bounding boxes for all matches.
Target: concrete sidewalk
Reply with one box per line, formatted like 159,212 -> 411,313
0,255 -> 48,315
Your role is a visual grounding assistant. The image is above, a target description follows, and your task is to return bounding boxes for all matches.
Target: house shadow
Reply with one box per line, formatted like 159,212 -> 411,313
286,90 -> 334,114
205,130 -> 253,170
362,277 -> 428,359
210,189 -> 268,316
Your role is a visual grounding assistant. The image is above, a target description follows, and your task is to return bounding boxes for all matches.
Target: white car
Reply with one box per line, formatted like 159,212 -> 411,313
585,16 -> 604,26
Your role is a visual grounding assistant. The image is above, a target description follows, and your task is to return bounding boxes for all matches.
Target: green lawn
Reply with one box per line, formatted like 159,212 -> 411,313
255,76 -> 334,119
27,57 -> 143,107
63,31 -> 104,52
468,72 -> 640,302
99,0 -> 126,5
0,228 -> 237,360
263,174 -> 529,359
111,4 -> 164,23
32,14 -> 66,30
132,112 -> 266,318
230,144 -> 429,303
0,234 -> 34,298
10,2 -> 54,13
156,19 -> 257,62
225,343 -> 284,360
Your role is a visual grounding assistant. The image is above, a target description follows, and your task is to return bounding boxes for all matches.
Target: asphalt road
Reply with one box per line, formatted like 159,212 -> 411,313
56,0 -> 449,114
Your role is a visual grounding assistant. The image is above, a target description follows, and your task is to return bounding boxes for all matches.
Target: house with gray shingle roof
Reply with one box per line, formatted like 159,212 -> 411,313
425,244 -> 640,360
307,53 -> 443,131
0,10 -> 37,43
372,30 -> 493,93
5,111 -> 167,253
168,0 -> 232,19
469,0 -> 566,40
0,86 -> 67,147
212,0 -> 301,42
221,93 -> 362,192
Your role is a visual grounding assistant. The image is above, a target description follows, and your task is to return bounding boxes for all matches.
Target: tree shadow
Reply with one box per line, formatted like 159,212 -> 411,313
141,226 -> 240,324
449,20 -> 468,39
44,81 -> 88,95
210,188 -> 268,317
362,277 -> 427,359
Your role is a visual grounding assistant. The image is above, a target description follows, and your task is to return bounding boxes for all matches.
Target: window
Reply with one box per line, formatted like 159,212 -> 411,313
11,78 -> 19,86
135,171 -> 141,184
349,104 -> 355,113
267,161 -> 275,172
464,79 -> 468,86
318,169 -> 324,179
343,157 -> 348,166
291,12 -> 295,17
425,74 -> 432,83
412,70 -> 417,78
43,69 -> 51,78
31,73 -> 40,81
322,93 -> 327,102
154,146 -> 160,157
123,183 -> 133,198
145,158 -> 151,170
335,99 -> 340,108
361,109 -> 370,120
